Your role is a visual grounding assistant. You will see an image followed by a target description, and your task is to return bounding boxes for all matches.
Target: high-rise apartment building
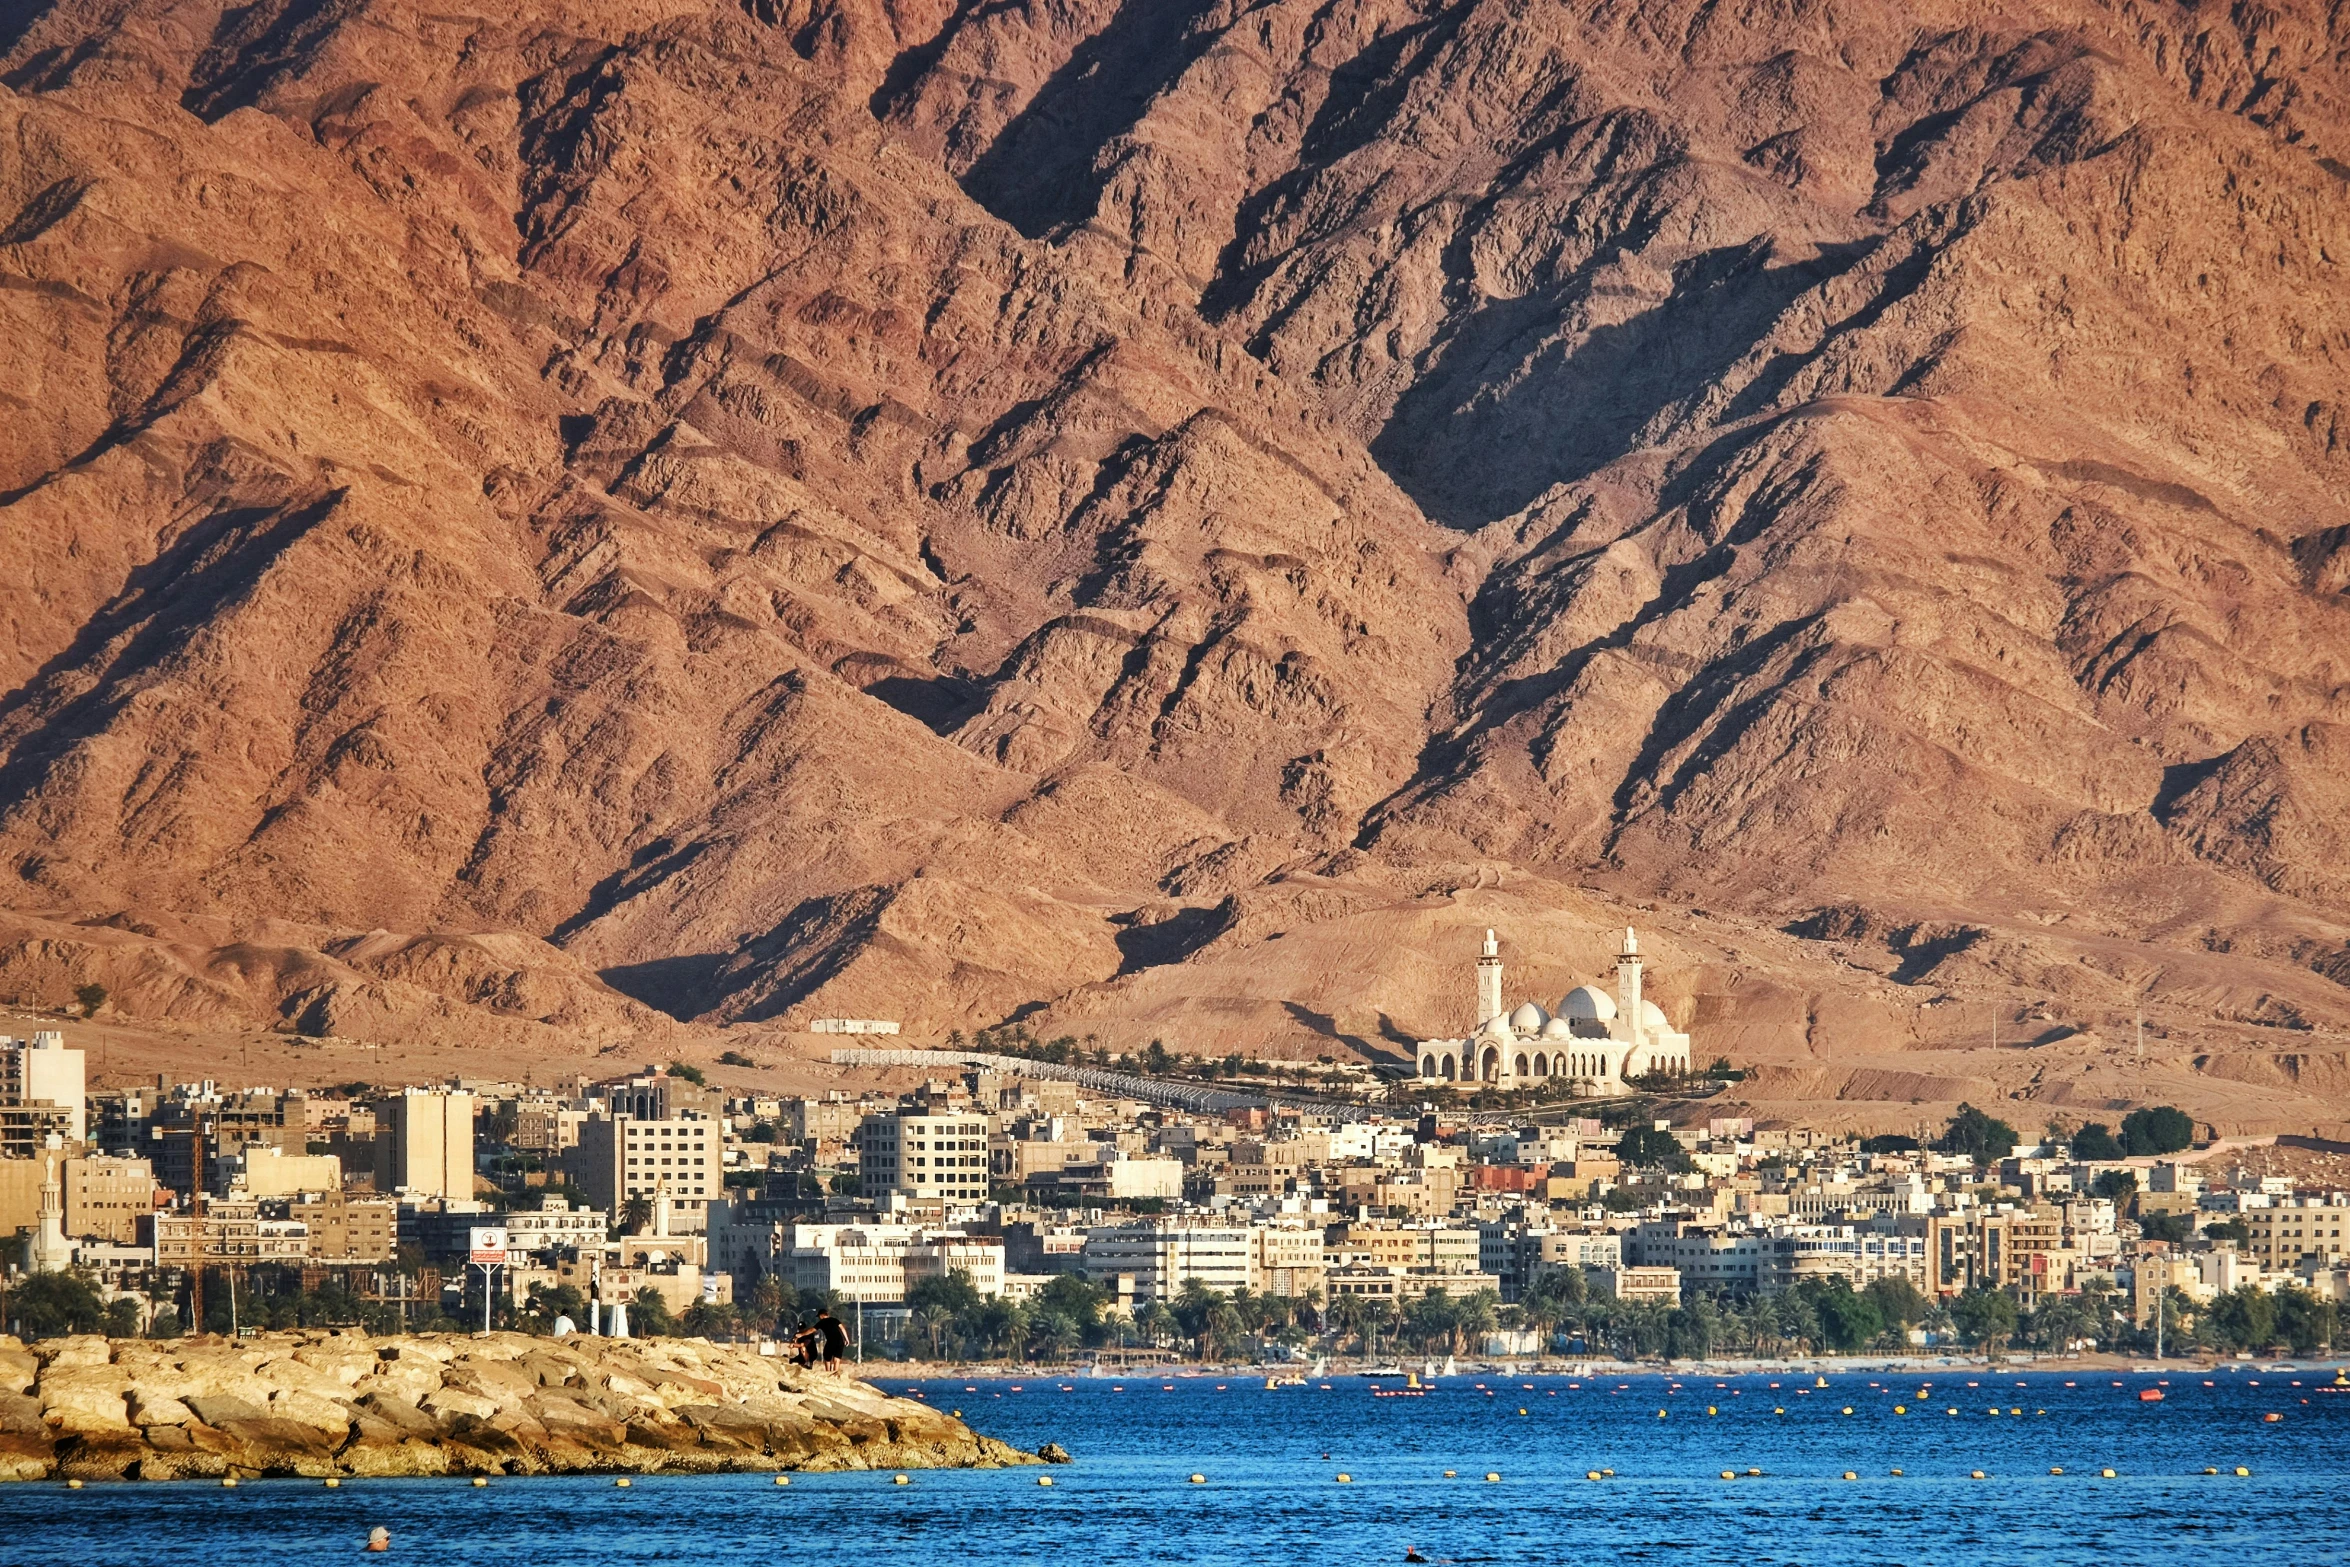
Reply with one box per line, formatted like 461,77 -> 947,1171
373,1090 -> 475,1200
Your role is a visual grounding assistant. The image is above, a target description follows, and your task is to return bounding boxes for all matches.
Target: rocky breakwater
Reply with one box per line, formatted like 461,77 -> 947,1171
0,1332 -> 1040,1481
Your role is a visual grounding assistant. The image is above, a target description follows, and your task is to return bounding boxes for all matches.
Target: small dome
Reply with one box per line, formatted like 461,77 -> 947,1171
1540,1017 -> 1573,1039
1510,1001 -> 1548,1033
1639,999 -> 1670,1031
1560,985 -> 1616,1022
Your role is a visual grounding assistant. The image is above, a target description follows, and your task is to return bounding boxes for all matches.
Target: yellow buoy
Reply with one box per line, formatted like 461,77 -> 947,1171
1586,1471 -> 1602,1481
2235,1467 -> 2251,1477
324,1478 -> 340,1489
1657,1408 -> 1668,1418
1707,1406 -> 1717,1415
2051,1467 -> 2064,1475
2100,1469 -> 2116,1479
472,1477 -> 488,1487
1986,1408 -> 1999,1417
894,1474 -> 911,1485
1485,1472 -> 1501,1483
1518,1408 -> 1527,1416
66,1479 -> 82,1490
222,1478 -> 238,1489
1773,1407 -> 1785,1415
775,1475 -> 790,1486
1747,1468 -> 1761,1476
2010,1408 -> 2022,1416
1189,1474 -> 1206,1485
2203,1467 -> 2218,1475
1336,1473 -> 1353,1484
1971,1470 -> 1987,1480
1443,1470 -> 1456,1478
615,1478 -> 631,1488
1721,1470 -> 1736,1480
1889,1468 -> 1904,1476
1841,1471 -> 1857,1481
1038,1476 -> 1053,1486
1842,1406 -> 1853,1416
1894,1405 -> 1906,1414
1947,1408 -> 1959,1416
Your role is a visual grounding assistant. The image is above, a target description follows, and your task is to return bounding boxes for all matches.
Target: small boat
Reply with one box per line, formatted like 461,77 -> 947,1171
2139,1388 -> 2165,1403
1310,1355 -> 1328,1378
1443,1355 -> 1459,1378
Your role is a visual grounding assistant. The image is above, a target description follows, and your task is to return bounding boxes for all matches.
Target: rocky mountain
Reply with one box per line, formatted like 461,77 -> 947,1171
1,0 -> 2346,1127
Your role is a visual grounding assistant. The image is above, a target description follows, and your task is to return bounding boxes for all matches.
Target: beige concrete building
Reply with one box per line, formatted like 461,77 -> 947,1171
568,1114 -> 722,1230
860,1109 -> 991,1204
236,1146 -> 342,1197
1587,1264 -> 1682,1304
152,1199 -> 310,1267
2236,1198 -> 2350,1270
1250,1224 -> 1326,1297
282,1190 -> 399,1264
1,1031 -> 85,1148
373,1089 -> 475,1200
64,1155 -> 155,1243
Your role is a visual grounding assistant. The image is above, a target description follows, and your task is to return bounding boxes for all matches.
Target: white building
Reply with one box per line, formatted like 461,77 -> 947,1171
781,1223 -> 1006,1303
1081,1220 -> 1251,1305
1416,928 -> 1693,1089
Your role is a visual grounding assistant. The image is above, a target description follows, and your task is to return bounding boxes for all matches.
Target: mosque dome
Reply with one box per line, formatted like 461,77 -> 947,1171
1560,985 -> 1616,1022
1509,1001 -> 1548,1033
1639,999 -> 1671,1031
1540,1017 -> 1573,1040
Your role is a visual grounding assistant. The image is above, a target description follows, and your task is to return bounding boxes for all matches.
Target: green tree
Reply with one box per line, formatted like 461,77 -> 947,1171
2138,1211 -> 2191,1244
907,1268 -> 985,1319
1862,1278 -> 1927,1336
73,982 -> 108,1015
2092,1169 -> 2139,1202
2206,1287 -> 2278,1352
681,1300 -> 737,1340
667,1063 -> 707,1086
1615,1127 -> 1688,1169
2070,1123 -> 2123,1160
630,1287 -> 679,1337
1806,1278 -> 1885,1352
1937,1104 -> 2020,1162
2205,1217 -> 2251,1246
523,1282 -> 587,1334
1950,1287 -> 2019,1351
617,1196 -> 653,1235
2119,1106 -> 2194,1156
12,1272 -> 106,1338
2273,1287 -> 2336,1356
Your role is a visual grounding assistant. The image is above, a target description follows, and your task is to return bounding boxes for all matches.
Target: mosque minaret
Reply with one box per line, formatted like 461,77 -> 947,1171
1416,926 -> 1693,1090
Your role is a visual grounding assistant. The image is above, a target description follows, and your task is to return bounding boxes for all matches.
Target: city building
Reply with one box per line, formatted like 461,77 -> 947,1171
374,1089 -> 475,1200
1,1031 -> 86,1148
64,1154 -> 157,1244
859,1109 -> 992,1203
568,1114 -> 722,1230
1081,1221 -> 1251,1305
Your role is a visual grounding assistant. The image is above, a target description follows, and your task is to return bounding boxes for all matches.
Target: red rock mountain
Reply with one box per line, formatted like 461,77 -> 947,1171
1,0 -> 2347,1128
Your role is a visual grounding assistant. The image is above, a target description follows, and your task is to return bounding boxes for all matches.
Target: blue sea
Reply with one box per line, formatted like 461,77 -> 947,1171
4,1366 -> 2343,1565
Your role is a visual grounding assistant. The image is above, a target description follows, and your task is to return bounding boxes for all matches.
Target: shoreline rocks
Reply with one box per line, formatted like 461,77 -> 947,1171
0,1332 -> 1038,1481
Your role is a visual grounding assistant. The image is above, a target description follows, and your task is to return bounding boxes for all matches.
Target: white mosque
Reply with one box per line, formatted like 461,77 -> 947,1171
1415,927 -> 1692,1091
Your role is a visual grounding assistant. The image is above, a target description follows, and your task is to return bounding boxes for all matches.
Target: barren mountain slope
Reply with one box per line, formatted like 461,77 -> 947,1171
0,0 -> 2347,1131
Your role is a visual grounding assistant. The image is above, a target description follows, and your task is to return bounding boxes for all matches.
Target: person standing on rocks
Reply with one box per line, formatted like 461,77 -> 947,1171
816,1307 -> 850,1375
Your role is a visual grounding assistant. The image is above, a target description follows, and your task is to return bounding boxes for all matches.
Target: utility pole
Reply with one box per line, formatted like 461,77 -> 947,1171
2136,1007 -> 2145,1066
188,1122 -> 206,1335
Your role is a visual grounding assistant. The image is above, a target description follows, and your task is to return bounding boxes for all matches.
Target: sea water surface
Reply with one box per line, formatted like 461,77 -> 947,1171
3,1365 -> 2343,1565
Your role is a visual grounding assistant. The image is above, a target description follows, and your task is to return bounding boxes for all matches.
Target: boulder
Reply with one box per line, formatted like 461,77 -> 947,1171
39,1369 -> 133,1434
265,1387 -> 358,1435
0,1349 -> 37,1396
189,1416 -> 343,1478
126,1390 -> 195,1427
34,1337 -> 111,1372
183,1393 -> 267,1426
420,1386 -> 499,1423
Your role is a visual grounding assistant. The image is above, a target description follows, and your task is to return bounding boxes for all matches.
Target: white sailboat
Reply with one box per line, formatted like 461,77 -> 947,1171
1310,1354 -> 1327,1378
1442,1354 -> 1458,1378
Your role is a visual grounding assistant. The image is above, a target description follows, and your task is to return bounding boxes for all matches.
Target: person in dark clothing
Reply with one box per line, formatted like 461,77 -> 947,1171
816,1308 -> 850,1374
787,1318 -> 822,1369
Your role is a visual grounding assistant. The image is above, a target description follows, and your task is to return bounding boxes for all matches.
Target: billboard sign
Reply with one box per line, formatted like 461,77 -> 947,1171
468,1226 -> 509,1266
